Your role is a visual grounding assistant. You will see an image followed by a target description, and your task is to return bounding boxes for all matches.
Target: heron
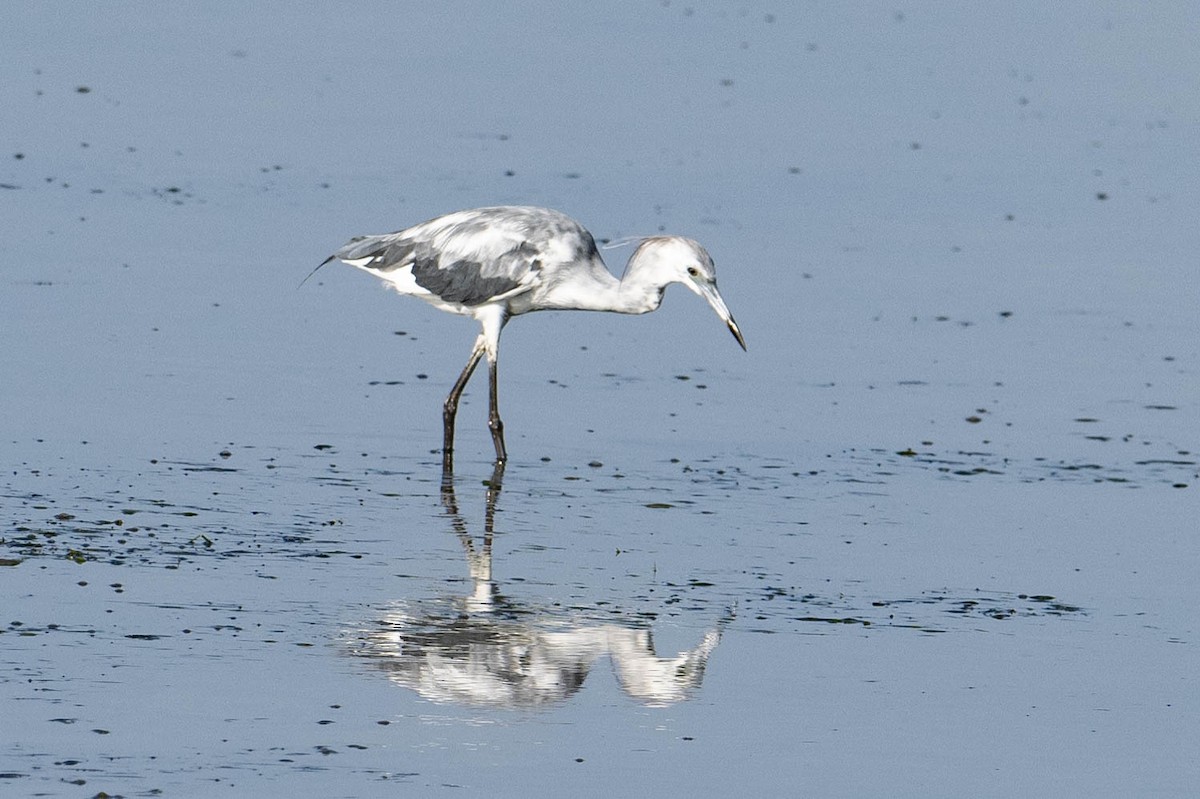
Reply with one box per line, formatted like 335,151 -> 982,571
311,206 -> 746,469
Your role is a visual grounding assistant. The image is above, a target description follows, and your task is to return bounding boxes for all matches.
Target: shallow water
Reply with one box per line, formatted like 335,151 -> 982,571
3,3 -> 1199,797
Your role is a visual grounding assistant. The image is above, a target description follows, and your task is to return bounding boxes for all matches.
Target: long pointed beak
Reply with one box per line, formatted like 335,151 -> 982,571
698,282 -> 747,351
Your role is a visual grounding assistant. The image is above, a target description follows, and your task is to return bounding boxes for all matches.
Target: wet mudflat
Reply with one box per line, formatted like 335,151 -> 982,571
4,440 -> 1194,796
3,3 -> 1199,797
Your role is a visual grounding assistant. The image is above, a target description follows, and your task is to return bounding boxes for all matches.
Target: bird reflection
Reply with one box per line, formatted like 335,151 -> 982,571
344,463 -> 727,708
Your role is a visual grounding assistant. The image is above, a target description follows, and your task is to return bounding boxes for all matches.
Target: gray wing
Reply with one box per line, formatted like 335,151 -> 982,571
331,207 -> 574,306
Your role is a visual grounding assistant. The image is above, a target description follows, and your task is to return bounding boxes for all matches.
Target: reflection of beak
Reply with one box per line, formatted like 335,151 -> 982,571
698,282 -> 747,351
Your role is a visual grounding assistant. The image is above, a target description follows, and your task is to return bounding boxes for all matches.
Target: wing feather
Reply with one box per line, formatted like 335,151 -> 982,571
327,206 -> 597,307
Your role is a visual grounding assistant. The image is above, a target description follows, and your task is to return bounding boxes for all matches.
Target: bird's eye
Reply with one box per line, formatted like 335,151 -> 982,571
687,266 -> 700,277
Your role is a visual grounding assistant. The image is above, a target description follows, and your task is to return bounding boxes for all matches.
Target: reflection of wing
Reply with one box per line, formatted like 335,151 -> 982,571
349,606 -> 608,708
347,604 -> 724,709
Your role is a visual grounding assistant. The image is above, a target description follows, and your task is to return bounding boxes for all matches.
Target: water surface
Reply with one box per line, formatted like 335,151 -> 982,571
3,3 -> 1198,796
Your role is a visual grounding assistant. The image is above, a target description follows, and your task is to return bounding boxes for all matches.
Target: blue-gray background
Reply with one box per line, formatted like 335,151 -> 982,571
3,3 -> 1197,797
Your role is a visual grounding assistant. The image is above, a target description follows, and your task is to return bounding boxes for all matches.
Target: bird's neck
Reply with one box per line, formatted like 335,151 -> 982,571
546,259 -> 663,315
612,262 -> 666,315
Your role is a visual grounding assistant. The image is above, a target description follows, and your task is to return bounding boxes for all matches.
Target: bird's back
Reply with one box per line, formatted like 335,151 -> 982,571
331,206 -> 604,310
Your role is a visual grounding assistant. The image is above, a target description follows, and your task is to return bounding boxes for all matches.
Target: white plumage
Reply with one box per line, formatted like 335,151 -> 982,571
313,206 -> 745,469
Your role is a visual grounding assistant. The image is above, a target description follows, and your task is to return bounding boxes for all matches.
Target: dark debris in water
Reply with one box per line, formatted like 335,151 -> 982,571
873,445 -> 1196,487
748,586 -> 1085,635
3,487 -> 363,568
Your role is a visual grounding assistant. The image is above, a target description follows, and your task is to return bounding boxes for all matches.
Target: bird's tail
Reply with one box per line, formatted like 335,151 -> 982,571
298,255 -> 336,289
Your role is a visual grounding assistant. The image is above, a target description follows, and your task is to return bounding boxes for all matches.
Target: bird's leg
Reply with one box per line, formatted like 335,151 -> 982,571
443,337 -> 487,472
487,356 -> 507,465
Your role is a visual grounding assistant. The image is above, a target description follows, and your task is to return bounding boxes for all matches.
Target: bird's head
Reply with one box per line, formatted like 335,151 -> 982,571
629,236 -> 747,350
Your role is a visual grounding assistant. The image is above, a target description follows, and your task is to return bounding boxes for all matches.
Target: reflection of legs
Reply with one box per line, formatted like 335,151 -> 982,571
484,460 -> 505,543
487,356 -> 507,465
442,336 -> 486,471
440,461 -> 504,593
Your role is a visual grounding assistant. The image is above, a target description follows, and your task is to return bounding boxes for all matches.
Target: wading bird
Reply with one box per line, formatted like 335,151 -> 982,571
313,206 -> 745,469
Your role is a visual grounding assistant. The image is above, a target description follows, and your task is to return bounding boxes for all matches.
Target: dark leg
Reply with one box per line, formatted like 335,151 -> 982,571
442,338 -> 486,472
487,357 -> 507,465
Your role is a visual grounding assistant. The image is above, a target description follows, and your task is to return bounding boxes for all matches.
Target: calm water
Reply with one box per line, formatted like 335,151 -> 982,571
3,3 -> 1198,796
